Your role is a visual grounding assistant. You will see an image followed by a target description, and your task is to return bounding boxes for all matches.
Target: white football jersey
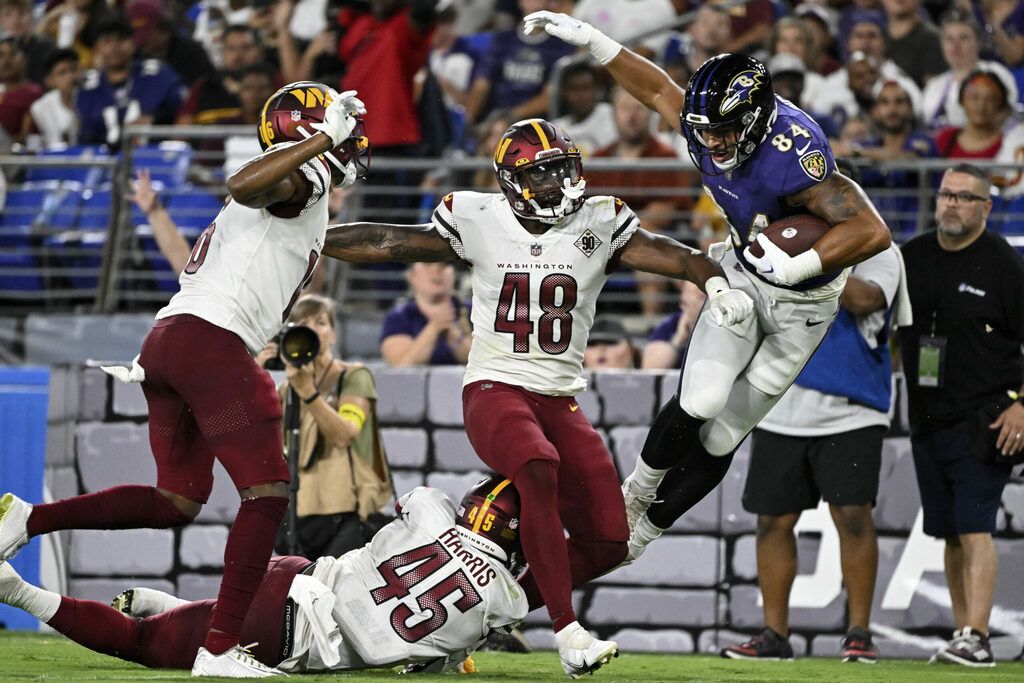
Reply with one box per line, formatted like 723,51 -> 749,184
282,487 -> 527,672
432,191 -> 639,395
156,149 -> 331,354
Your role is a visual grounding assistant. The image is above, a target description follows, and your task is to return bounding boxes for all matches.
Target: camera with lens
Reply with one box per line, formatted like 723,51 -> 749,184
264,324 -> 320,370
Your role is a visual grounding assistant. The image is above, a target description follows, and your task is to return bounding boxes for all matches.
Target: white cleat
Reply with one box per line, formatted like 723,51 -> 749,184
556,621 -> 619,679
0,493 -> 31,562
621,475 -> 657,536
191,645 -> 286,678
621,514 -> 665,567
0,560 -> 24,605
112,587 -> 189,617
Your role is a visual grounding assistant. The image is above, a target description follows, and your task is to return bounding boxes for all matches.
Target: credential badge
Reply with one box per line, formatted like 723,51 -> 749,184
574,229 -> 602,257
799,150 -> 827,181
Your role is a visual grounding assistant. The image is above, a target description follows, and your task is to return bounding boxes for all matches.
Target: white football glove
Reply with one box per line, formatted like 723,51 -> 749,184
742,234 -> 824,287
705,276 -> 754,328
523,11 -> 622,64
311,89 -> 366,147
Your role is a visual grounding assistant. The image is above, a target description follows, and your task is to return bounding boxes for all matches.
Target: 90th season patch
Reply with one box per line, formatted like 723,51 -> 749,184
574,229 -> 602,257
799,150 -> 827,181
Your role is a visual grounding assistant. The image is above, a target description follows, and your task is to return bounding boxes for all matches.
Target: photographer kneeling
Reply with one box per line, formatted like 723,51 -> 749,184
262,293 -> 393,559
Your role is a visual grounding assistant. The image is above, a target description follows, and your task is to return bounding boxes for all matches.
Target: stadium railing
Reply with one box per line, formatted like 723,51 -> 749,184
2,131 -> 1022,318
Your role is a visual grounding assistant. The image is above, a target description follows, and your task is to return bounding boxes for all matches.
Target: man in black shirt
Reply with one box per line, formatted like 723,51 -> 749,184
900,162 -> 1024,668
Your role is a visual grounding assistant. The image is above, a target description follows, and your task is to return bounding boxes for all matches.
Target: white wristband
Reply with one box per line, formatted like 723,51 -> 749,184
791,249 -> 824,282
704,276 -> 730,297
588,28 -> 622,65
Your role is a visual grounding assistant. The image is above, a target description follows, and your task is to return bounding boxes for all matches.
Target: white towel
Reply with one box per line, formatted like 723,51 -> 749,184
890,245 -> 914,328
100,355 -> 146,383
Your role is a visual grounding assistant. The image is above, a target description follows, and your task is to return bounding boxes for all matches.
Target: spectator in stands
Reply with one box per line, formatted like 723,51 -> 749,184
275,293 -> 393,559
995,118 -> 1024,204
177,25 -> 262,127
423,3 -> 476,150
34,0 -> 120,70
857,76 -> 938,235
126,0 -> 213,87
807,10 -> 906,128
882,0 -> 944,87
572,0 -> 684,60
551,60 -> 616,156
901,163 -> 1024,668
962,0 -> 1024,68
128,168 -> 191,275
380,262 -> 471,367
25,48 -> 79,149
641,280 -> 705,370
588,87 -> 696,315
466,0 -> 574,125
719,0 -> 774,55
0,36 -> 42,144
794,2 -> 841,75
766,53 -> 838,138
76,17 -> 184,146
924,9 -> 1018,131
0,0 -> 55,85
464,109 -> 515,190
720,245 -> 907,664
767,16 -> 826,98
583,316 -> 637,370
934,67 -> 1013,159
680,4 -> 731,75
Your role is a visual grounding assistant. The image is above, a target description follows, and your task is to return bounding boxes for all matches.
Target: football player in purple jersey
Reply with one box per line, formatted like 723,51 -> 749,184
525,11 -> 891,573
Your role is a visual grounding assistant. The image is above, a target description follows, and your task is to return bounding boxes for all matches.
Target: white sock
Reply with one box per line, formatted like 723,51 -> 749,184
629,458 -> 668,493
634,514 -> 667,543
1,573 -> 60,622
555,620 -> 583,648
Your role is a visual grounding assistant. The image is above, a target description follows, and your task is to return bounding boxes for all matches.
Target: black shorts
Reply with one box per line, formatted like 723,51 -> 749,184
911,421 -> 1011,539
742,426 -> 886,516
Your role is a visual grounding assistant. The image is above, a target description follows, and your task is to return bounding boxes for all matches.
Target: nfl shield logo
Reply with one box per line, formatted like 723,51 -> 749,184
531,243 -> 542,256
291,109 -> 302,122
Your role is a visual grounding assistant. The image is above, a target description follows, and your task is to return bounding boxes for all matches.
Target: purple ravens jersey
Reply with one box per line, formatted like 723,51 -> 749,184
701,97 -> 838,291
76,59 -> 185,146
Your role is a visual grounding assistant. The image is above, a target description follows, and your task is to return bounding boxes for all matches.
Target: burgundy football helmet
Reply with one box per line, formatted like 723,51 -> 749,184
258,81 -> 370,186
494,119 -> 585,223
455,475 -> 521,564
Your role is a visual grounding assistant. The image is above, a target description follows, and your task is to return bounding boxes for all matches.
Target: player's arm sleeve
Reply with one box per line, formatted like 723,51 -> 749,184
398,487 -> 457,532
778,124 -> 837,198
431,193 -> 469,261
851,246 -> 900,307
608,198 -> 640,259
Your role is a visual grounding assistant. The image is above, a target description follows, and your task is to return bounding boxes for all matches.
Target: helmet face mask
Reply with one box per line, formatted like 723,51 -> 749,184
258,81 -> 371,188
454,475 -> 521,565
681,54 -> 777,175
494,119 -> 586,223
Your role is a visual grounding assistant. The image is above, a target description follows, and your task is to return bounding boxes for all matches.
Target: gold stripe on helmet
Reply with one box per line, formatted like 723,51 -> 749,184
472,478 -> 512,533
494,137 -> 514,164
529,120 -> 551,150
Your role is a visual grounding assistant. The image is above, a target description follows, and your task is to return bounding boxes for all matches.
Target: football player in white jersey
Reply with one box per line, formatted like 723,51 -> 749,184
0,477 -> 528,675
321,118 -> 754,677
524,11 -> 891,568
0,82 -> 369,678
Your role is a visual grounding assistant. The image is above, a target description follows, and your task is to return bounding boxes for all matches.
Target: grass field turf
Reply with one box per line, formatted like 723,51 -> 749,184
1,633 -> 1022,682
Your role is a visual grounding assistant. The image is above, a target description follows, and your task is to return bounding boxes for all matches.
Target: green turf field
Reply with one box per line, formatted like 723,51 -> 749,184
0,632 -> 1021,682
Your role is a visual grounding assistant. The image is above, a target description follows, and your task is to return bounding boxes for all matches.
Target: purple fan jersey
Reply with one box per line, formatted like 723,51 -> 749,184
700,97 -> 838,291
76,59 -> 185,146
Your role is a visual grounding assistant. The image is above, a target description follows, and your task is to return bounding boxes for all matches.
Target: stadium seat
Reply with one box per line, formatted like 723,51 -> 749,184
432,429 -> 480,471
24,146 -> 110,185
164,185 -> 225,234
132,141 -> 194,189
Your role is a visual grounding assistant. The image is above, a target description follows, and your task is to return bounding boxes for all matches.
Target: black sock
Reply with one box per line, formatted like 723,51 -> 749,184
647,440 -> 734,529
639,397 -> 706,469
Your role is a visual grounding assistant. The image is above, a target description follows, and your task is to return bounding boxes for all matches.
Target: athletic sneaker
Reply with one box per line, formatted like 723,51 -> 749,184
720,627 -> 794,660
191,645 -> 285,678
931,627 -> 995,668
556,621 -> 618,678
622,514 -> 664,566
111,587 -> 189,618
0,560 -> 23,605
621,474 -> 657,535
840,627 -> 877,663
0,493 -> 31,561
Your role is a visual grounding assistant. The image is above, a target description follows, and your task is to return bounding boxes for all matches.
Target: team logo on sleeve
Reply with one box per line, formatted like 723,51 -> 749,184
799,150 -> 827,181
720,70 -> 764,115
574,229 -> 602,257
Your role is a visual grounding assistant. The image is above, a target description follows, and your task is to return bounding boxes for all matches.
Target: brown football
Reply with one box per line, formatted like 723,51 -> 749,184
747,214 -> 831,258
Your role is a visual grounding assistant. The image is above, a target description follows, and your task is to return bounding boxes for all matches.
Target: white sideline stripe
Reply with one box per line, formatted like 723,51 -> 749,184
914,578 -> 1024,638
869,622 -> 946,651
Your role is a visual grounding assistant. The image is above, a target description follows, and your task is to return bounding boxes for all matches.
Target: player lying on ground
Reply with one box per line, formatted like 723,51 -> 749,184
321,117 -> 754,678
525,12 -> 891,565
0,479 -> 526,675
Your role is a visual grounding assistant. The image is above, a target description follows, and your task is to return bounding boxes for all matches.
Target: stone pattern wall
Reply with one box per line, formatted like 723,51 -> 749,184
45,365 -> 1024,658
